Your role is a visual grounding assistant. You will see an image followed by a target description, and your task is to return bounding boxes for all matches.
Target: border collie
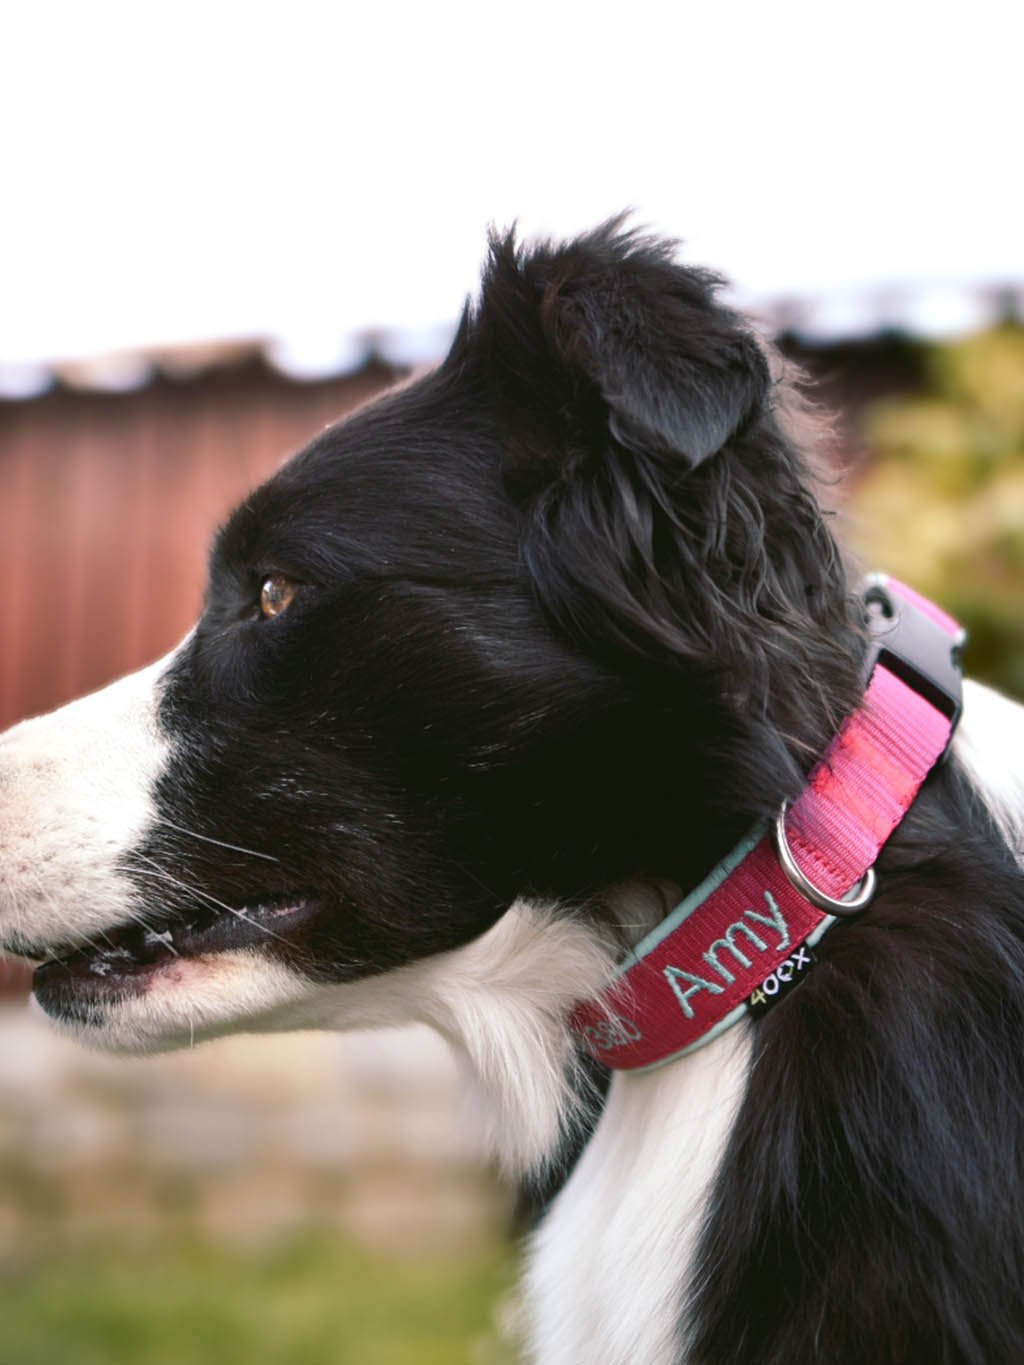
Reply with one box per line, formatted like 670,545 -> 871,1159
2,223 -> 1024,1364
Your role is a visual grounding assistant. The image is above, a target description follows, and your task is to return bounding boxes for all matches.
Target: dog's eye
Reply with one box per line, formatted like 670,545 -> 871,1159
259,575 -> 298,619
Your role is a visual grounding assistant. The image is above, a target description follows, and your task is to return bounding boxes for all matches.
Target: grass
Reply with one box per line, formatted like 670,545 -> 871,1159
0,1238 -> 516,1365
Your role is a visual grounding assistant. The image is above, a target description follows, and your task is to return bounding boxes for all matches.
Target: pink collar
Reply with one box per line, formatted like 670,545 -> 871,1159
572,577 -> 966,1071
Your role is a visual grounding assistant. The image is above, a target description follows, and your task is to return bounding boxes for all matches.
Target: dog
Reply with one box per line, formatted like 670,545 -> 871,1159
2,222 -> 1024,1364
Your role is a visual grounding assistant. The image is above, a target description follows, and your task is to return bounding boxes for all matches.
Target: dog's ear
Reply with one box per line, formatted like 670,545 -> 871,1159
456,221 -> 856,752
466,219 -> 770,492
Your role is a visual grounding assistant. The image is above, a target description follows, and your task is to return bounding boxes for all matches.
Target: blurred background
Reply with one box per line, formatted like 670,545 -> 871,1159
2,2 -> 1022,1360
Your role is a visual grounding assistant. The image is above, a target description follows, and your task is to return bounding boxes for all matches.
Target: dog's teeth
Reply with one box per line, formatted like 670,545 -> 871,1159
143,929 -> 179,955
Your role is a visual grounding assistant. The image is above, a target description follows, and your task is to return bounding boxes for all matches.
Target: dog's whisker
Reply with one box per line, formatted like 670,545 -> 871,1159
151,817 -> 280,864
130,854 -> 294,948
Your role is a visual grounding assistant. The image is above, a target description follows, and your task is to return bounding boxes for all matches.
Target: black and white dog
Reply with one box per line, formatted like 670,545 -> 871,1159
2,223 -> 1024,1363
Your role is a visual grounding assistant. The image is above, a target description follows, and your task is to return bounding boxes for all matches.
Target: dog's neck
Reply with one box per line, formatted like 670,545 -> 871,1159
518,679 -> 1024,1365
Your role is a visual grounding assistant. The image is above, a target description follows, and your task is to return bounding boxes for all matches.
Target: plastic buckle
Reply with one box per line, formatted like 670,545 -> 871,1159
861,576 -> 966,748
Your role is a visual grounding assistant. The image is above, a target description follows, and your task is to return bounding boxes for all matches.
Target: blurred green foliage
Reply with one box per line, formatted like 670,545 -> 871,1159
0,1238 -> 516,1365
846,323 -> 1024,698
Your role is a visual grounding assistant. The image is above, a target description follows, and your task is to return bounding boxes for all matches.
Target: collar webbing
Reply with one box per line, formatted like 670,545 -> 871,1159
571,577 -> 966,1072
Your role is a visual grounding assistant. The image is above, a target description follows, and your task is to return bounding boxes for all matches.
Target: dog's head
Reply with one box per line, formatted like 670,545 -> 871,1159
0,223 -> 856,1094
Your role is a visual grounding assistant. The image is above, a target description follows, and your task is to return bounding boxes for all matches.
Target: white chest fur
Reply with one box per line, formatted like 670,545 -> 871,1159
525,1025 -> 752,1365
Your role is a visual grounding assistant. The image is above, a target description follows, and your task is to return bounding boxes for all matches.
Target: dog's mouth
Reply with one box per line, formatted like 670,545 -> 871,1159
32,893 -> 319,1013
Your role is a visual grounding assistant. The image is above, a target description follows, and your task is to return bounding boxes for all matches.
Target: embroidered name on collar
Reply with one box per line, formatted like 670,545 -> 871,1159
666,892 -> 789,1018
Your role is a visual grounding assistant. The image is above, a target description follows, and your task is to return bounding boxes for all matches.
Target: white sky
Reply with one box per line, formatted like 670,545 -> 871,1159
2,0 -> 1021,367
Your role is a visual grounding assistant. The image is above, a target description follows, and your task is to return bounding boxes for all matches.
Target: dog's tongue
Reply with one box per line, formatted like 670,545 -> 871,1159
0,956 -> 33,1003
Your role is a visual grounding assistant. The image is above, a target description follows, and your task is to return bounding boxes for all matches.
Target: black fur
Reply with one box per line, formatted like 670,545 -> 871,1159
108,222 -> 1024,1361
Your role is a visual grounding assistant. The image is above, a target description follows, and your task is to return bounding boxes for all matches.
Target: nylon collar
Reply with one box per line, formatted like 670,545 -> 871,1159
572,576 -> 966,1071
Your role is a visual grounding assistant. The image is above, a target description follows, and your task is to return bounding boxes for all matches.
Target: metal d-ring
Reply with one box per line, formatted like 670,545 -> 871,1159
773,801 -> 877,917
